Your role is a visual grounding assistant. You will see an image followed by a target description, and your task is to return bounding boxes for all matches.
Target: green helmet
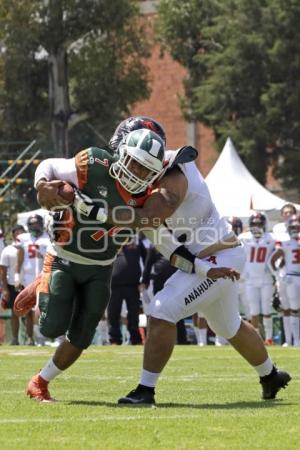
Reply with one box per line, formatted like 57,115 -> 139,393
109,128 -> 165,194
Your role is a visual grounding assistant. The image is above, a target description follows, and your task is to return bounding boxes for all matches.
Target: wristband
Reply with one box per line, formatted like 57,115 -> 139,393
14,273 -> 21,284
169,245 -> 195,273
194,258 -> 212,277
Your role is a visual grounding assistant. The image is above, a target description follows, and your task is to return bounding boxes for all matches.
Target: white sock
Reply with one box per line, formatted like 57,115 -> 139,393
199,328 -> 207,345
40,358 -> 63,381
254,357 -> 273,377
283,316 -> 292,345
263,317 -> 273,340
193,326 -> 200,344
290,315 -> 300,345
140,369 -> 160,388
98,320 -> 109,344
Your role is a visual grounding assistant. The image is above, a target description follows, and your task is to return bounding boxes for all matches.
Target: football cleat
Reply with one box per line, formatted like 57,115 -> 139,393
118,385 -> 155,405
13,275 -> 41,317
26,374 -> 55,402
264,339 -> 273,346
260,367 -> 291,400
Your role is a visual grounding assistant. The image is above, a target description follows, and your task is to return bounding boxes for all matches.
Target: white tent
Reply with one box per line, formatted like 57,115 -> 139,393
205,137 -> 300,218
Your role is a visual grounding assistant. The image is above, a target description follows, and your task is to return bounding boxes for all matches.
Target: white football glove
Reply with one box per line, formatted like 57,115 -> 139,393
73,190 -> 107,223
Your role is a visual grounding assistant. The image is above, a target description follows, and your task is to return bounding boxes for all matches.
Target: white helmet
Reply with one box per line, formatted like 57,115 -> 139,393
109,128 -> 165,194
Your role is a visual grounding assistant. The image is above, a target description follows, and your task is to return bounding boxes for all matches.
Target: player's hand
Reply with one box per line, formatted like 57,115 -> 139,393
207,267 -> 240,281
14,282 -> 23,292
37,180 -> 69,210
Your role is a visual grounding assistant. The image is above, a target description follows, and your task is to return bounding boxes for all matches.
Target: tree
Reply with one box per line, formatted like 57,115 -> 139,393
157,0 -> 300,191
0,0 -> 150,156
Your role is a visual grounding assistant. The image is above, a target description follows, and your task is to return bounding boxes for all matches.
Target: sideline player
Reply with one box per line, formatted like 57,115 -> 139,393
271,215 -> 300,346
239,213 -> 276,345
273,203 -> 298,346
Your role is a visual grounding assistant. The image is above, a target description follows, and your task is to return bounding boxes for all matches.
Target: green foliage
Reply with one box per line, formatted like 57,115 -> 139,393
0,0 -> 149,155
157,0 -> 300,190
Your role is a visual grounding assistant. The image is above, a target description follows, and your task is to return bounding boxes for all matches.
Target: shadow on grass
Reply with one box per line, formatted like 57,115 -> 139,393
67,399 -> 293,409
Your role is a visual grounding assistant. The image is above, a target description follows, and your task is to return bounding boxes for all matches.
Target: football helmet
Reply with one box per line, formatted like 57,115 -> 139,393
287,214 -> 300,239
228,217 -> 243,236
109,128 -> 165,194
249,212 -> 266,238
109,116 -> 166,151
27,214 -> 44,237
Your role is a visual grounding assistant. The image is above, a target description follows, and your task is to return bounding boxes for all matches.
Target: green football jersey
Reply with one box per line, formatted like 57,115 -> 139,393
53,146 -> 143,263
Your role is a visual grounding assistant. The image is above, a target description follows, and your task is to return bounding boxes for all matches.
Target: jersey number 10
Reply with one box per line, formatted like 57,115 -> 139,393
250,246 -> 267,263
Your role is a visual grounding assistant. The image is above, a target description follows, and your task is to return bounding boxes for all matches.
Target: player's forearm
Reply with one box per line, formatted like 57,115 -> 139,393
34,158 -> 78,188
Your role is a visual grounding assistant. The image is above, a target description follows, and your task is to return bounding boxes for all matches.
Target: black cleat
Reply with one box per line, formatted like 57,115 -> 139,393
260,367 -> 291,400
118,385 -> 155,405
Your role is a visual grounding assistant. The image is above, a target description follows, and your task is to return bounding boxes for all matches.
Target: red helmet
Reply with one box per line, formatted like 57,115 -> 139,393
27,214 -> 44,237
109,116 -> 166,151
287,214 -> 300,239
249,212 -> 266,237
228,217 -> 243,236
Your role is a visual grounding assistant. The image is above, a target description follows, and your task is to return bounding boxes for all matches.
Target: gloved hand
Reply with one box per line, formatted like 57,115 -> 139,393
73,189 -> 107,223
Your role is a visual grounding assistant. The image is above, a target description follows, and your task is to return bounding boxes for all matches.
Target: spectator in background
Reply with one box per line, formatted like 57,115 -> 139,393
15,214 -> 50,345
108,237 -> 147,345
0,224 -> 25,345
141,245 -> 188,344
272,203 -> 297,346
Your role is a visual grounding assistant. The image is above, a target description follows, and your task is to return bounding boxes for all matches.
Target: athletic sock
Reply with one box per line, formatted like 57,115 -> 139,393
193,326 -> 200,344
290,315 -> 300,345
282,316 -> 292,345
40,358 -> 63,381
254,357 -> 273,377
263,317 -> 273,340
199,328 -> 207,345
139,369 -> 160,388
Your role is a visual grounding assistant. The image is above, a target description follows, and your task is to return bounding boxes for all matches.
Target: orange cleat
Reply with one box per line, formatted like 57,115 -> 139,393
13,275 -> 41,317
26,374 -> 55,402
264,339 -> 274,346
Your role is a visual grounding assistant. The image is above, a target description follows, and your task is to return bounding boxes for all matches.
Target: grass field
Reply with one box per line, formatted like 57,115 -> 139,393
0,345 -> 299,450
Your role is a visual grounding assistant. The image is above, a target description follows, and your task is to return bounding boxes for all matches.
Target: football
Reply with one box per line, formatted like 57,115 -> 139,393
57,181 -> 75,206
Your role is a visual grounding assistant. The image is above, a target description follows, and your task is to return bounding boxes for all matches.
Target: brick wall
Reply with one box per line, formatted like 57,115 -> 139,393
133,2 -> 280,185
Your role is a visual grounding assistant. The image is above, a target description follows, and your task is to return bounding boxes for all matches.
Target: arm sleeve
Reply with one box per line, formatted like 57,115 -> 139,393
34,158 -> 78,188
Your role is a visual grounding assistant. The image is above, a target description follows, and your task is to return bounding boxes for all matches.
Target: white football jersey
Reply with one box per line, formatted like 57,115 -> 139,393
279,238 -> 300,276
161,159 -> 231,255
17,231 -> 50,284
272,221 -> 290,242
0,243 -> 21,285
239,231 -> 276,282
